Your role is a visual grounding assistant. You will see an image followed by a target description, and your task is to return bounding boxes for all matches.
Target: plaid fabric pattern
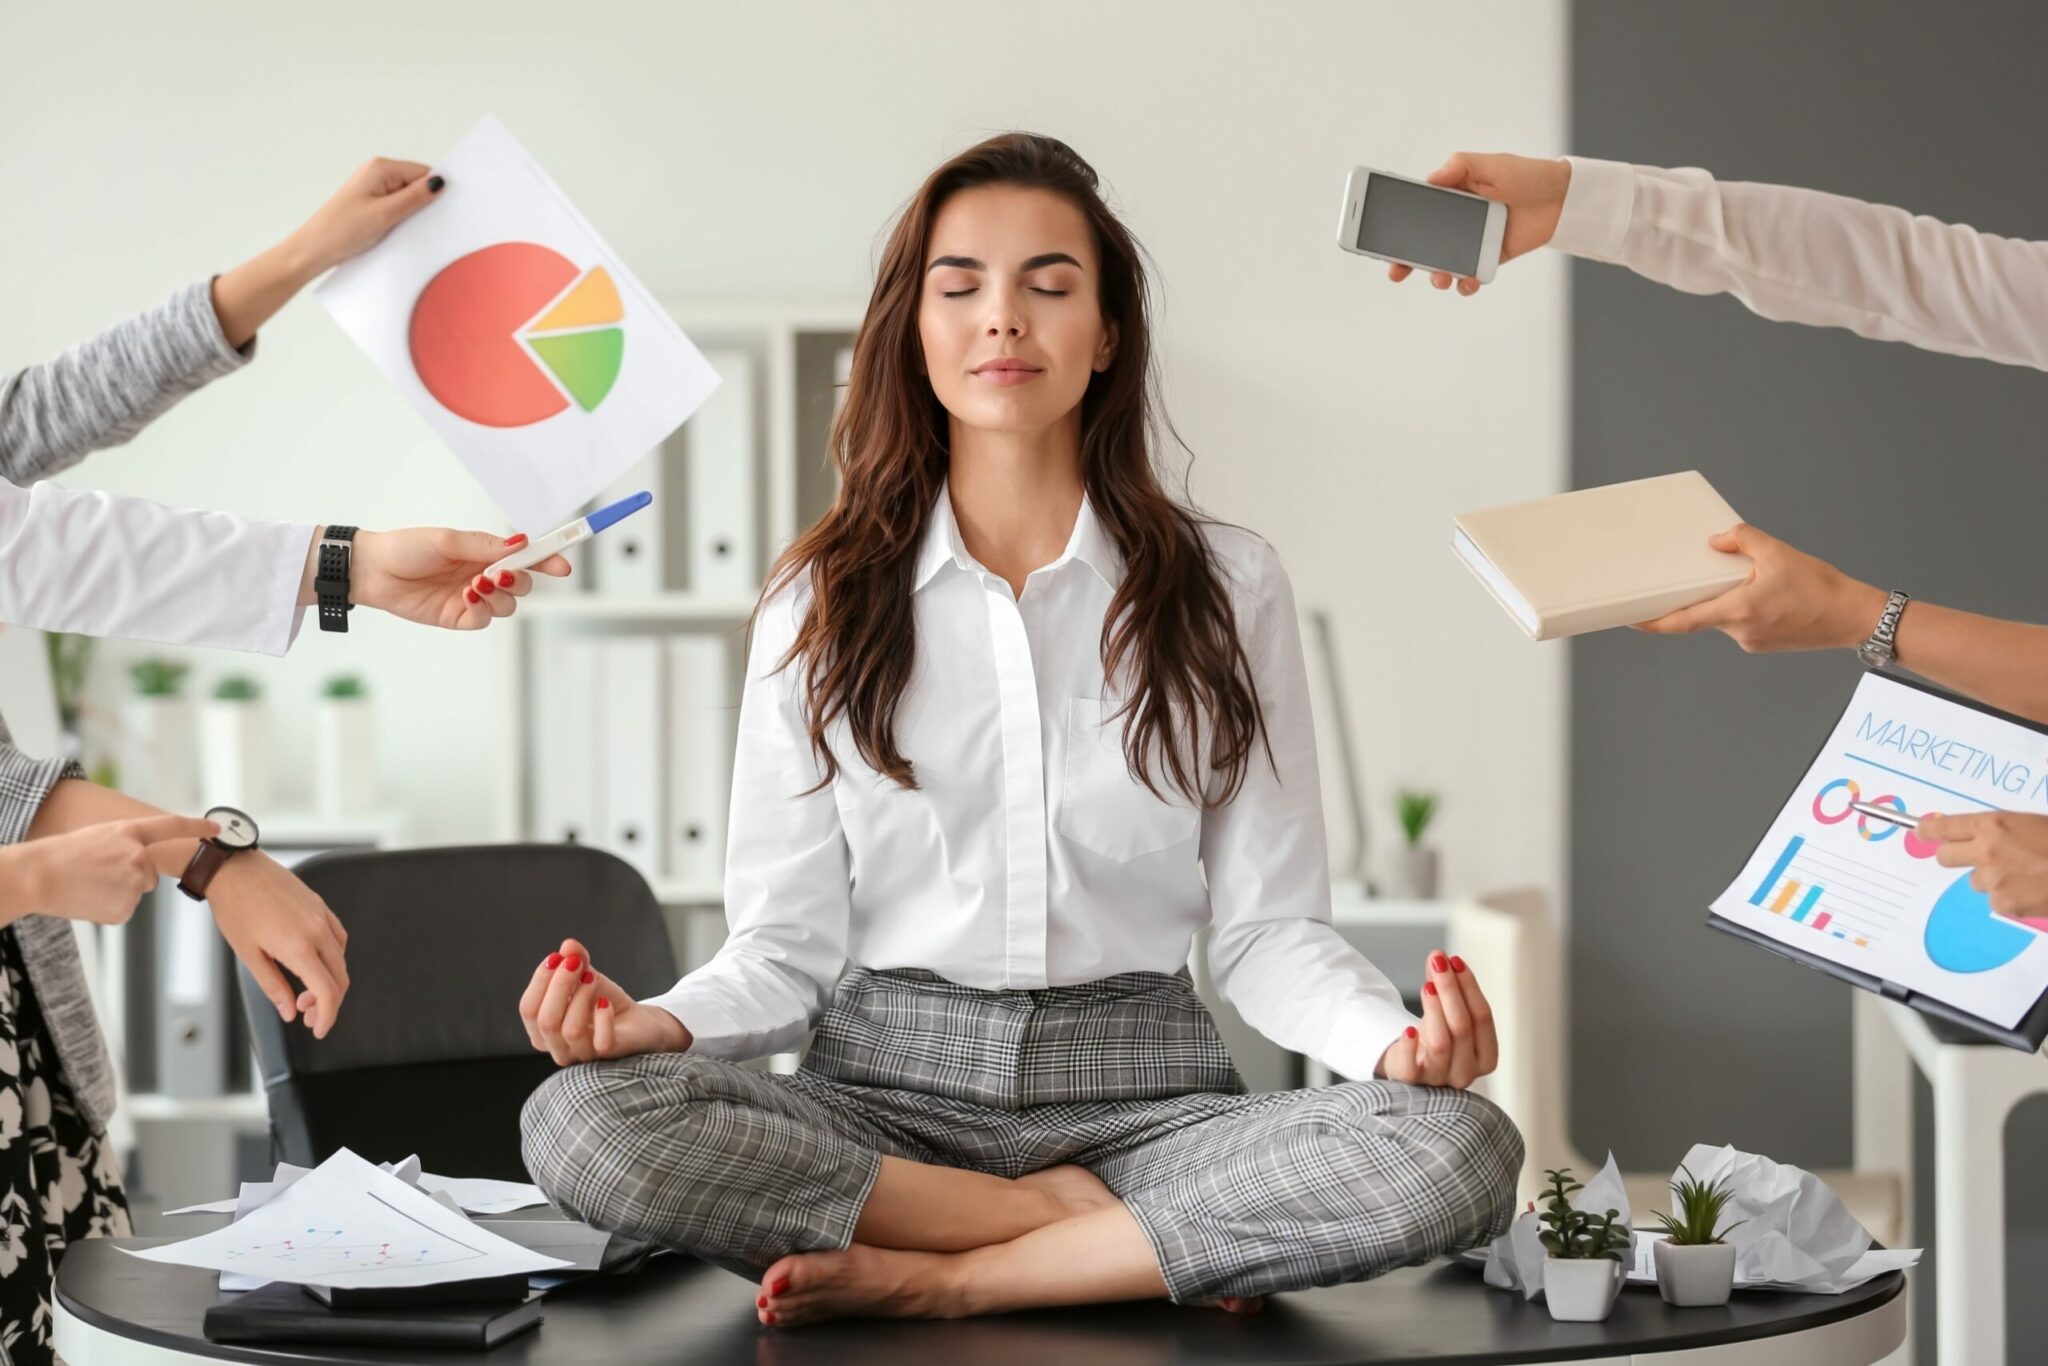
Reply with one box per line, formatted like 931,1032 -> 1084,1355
521,966 -> 1521,1301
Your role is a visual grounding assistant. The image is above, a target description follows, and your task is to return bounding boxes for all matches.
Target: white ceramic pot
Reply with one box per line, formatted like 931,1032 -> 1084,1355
119,696 -> 198,811
197,699 -> 273,813
1653,1239 -> 1737,1306
1544,1256 -> 1625,1322
314,697 -> 377,816
1400,845 -> 1440,899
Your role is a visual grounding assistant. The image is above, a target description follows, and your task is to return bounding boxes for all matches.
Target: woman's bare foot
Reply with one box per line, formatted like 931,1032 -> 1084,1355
1200,1295 -> 1265,1314
1016,1163 -> 1119,1220
755,1244 -> 965,1327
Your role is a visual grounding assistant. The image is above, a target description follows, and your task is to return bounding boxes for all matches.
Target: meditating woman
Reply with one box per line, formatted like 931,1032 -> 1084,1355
518,131 -> 1521,1328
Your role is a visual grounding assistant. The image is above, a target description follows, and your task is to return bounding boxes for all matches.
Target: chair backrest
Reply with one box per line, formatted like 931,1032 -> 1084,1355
238,844 -> 676,1181
1448,886 -> 1584,1199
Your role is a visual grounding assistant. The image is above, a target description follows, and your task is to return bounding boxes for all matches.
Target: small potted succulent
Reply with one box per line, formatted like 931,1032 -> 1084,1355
1539,1167 -> 1632,1322
121,657 -> 198,810
1396,788 -> 1441,897
1651,1166 -> 1744,1306
199,674 -> 273,811
314,673 -> 377,815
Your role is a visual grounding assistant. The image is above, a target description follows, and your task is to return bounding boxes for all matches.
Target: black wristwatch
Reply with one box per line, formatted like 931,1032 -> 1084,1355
177,806 -> 261,901
316,525 -> 358,633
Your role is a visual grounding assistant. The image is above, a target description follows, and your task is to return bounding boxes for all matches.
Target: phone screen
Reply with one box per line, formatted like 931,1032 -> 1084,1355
1357,173 -> 1488,277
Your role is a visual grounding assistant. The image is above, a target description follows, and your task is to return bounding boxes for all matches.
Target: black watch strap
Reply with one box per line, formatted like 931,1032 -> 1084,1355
316,526 -> 358,633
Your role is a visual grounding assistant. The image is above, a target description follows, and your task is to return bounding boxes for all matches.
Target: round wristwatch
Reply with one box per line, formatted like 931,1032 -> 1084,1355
177,806 -> 261,901
1855,589 -> 1911,670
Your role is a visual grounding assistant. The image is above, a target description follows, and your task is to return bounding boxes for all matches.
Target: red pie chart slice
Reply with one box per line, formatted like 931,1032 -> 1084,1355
409,242 -> 580,428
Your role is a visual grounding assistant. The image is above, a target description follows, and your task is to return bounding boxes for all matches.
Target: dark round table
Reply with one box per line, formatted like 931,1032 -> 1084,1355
55,1237 -> 1906,1365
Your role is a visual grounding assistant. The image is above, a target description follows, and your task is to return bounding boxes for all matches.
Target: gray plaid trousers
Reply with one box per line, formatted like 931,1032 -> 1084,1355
520,967 -> 1521,1302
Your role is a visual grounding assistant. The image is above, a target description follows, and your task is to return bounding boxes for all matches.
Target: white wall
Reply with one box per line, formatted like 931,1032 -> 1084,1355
0,1 -> 1568,908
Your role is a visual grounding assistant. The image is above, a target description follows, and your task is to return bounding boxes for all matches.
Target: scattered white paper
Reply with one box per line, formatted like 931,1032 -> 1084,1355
414,1173 -> 549,1216
318,115 -> 721,532
1675,1143 -> 1921,1294
1711,671 -> 2048,1028
128,1148 -> 569,1288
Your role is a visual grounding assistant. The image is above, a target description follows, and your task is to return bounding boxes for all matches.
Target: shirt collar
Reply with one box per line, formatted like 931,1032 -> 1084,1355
912,481 -> 1126,593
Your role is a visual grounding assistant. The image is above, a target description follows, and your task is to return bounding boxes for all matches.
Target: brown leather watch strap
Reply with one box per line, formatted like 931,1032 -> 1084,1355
177,839 -> 233,901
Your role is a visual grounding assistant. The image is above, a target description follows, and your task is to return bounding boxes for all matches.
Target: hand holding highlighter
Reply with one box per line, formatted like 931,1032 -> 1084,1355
483,491 -> 653,580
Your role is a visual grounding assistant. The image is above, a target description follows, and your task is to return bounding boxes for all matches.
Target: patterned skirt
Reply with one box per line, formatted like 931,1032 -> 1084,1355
0,926 -> 129,1366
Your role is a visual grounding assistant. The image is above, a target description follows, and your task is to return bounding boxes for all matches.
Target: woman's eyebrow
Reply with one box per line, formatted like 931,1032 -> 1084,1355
925,252 -> 1085,274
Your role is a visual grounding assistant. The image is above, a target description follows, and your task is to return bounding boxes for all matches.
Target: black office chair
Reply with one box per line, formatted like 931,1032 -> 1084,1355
237,843 -> 677,1181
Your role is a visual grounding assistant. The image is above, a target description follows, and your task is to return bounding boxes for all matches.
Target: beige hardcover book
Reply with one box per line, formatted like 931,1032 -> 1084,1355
1452,471 -> 1749,641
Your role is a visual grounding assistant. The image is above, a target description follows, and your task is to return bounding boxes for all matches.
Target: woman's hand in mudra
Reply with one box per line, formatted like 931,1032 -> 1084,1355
1375,950 -> 1498,1089
518,936 -> 691,1065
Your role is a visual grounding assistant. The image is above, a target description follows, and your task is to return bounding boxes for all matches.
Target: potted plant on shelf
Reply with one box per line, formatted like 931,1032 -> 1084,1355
122,657 -> 198,811
1395,788 -> 1441,897
1538,1167 -> 1632,1322
199,675 -> 272,811
314,673 -> 377,816
1651,1166 -> 1744,1306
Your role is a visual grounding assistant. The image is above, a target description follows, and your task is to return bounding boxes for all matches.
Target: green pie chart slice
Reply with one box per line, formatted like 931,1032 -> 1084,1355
528,328 -> 624,412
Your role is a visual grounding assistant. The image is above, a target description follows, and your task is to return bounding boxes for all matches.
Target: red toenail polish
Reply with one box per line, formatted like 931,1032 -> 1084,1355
1424,981 -> 1438,997
756,1295 -> 767,1308
763,1311 -> 777,1324
1451,955 -> 1468,973
771,1277 -> 790,1295
544,953 -> 562,969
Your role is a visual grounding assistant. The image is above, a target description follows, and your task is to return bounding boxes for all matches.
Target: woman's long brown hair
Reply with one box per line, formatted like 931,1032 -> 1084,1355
761,132 -> 1270,807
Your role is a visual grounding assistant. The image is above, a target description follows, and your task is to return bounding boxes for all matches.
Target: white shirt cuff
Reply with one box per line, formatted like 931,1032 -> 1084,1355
1550,157 -> 1637,262
1318,995 -> 1424,1082
642,983 -> 793,1062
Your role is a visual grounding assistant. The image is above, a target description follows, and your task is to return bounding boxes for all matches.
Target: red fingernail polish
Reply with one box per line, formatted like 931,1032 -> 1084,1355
563,955 -> 582,973
771,1277 -> 790,1295
544,953 -> 562,969
1406,1026 -> 1419,1039
1424,981 -> 1438,997
580,969 -> 594,985
477,578 -> 495,595
505,533 -> 528,547
597,998 -> 610,1010
464,588 -> 480,604
1430,952 -> 1448,973
498,571 -> 514,587
1451,955 -> 1468,973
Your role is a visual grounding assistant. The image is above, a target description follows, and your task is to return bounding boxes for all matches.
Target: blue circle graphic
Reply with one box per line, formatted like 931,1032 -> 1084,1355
1924,872 -> 2036,974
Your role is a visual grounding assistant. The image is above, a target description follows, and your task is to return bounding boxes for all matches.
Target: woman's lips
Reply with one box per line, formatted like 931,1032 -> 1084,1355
971,360 -> 1043,386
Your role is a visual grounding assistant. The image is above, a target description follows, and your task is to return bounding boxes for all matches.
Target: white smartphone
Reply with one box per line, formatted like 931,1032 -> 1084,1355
1337,166 -> 1507,284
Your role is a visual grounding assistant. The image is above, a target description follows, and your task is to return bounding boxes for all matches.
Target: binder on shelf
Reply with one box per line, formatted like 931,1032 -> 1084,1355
531,639 -> 604,848
599,637 -> 664,882
684,347 -> 758,596
590,452 -> 665,596
155,885 -> 226,1098
665,636 -> 737,886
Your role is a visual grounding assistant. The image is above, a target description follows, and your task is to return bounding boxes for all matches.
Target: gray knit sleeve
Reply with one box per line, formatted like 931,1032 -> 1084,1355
0,279 -> 257,484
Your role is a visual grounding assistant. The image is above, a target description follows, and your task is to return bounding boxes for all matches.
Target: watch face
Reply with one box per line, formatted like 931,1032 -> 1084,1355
204,806 -> 260,850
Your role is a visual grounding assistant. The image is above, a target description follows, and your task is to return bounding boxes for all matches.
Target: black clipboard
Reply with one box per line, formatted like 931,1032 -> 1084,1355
1708,669 -> 2048,1052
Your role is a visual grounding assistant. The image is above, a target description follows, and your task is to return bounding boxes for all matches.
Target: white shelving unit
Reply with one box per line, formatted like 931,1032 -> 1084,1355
498,299 -> 863,987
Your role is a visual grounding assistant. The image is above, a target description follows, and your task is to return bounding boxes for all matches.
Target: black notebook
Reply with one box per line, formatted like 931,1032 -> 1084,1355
203,1281 -> 544,1349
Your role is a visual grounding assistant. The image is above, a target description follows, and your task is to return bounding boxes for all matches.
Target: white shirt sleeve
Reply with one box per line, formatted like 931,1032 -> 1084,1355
1550,156 -> 2048,372
0,479 -> 312,656
1200,542 -> 1419,1081
642,584 -> 853,1059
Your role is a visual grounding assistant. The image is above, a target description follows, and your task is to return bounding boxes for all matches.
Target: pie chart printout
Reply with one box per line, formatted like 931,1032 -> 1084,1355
407,242 -> 626,428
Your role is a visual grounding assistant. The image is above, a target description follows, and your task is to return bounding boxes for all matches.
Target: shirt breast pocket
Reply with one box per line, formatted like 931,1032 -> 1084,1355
1056,697 -> 1201,862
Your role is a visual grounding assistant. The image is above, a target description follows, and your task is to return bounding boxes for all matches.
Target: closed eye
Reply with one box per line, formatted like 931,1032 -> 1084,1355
940,287 -> 1070,298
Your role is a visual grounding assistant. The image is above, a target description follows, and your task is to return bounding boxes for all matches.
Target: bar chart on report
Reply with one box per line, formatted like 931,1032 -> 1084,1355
1746,834 -> 1886,948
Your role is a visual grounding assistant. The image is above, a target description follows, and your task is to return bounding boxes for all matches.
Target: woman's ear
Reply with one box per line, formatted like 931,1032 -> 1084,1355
1094,320 -> 1119,373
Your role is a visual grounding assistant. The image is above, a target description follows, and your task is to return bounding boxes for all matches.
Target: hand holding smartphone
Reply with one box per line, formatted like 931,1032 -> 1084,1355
1337,165 -> 1507,284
